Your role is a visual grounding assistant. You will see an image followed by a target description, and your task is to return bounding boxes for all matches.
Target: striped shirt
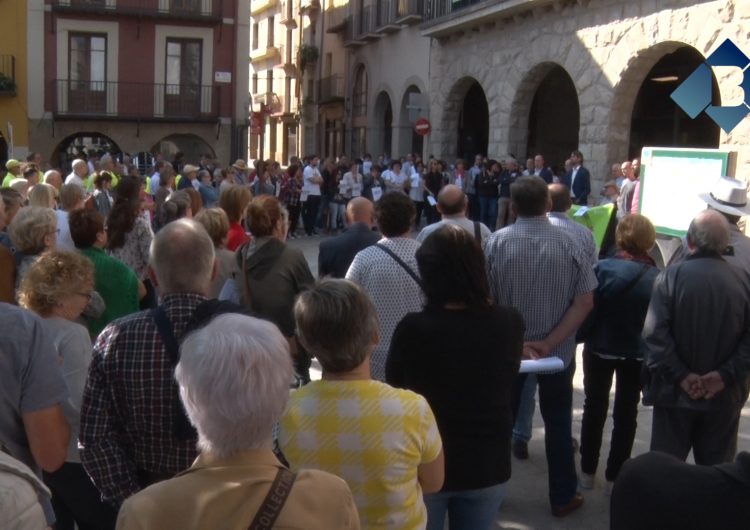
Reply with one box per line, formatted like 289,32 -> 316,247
485,216 -> 597,371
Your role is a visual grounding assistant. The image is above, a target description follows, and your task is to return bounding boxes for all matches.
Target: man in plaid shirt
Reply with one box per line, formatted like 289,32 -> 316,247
485,176 -> 597,517
79,219 -> 217,509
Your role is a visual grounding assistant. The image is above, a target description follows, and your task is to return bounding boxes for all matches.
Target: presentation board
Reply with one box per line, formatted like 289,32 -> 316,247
638,147 -> 734,237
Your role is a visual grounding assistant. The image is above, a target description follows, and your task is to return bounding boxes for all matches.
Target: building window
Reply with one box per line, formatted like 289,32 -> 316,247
69,33 -> 107,90
252,73 -> 258,94
352,65 -> 367,117
252,22 -> 259,50
165,38 -> 202,115
67,32 -> 107,113
266,69 -> 273,94
267,16 -> 275,47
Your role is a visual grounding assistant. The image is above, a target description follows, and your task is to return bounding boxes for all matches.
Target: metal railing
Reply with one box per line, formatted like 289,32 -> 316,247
319,75 -> 344,103
423,0 -> 485,22
376,0 -> 397,27
396,0 -> 422,20
0,55 -> 16,95
50,0 -> 223,21
52,79 -> 219,121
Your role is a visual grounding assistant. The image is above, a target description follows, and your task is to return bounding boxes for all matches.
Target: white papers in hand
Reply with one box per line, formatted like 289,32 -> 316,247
519,357 -> 565,374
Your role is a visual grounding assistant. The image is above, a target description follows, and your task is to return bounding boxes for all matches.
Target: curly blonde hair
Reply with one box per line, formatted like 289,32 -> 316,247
18,251 -> 95,316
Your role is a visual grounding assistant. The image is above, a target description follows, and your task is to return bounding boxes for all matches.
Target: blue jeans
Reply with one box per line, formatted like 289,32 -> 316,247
425,483 -> 506,530
478,195 -> 498,231
512,374 -> 537,443
328,202 -> 345,231
511,361 -> 578,507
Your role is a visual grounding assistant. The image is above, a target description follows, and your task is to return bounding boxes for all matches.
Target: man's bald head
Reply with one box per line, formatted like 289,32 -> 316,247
687,210 -> 730,255
548,183 -> 572,213
149,219 -> 215,295
43,170 -> 62,190
346,197 -> 375,227
437,184 -> 466,216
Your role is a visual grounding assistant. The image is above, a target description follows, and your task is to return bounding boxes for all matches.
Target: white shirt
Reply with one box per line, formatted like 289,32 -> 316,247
303,165 -> 322,196
151,172 -> 161,194
417,215 -> 491,243
382,170 -> 408,193
408,173 -> 423,202
341,172 -> 363,198
570,166 -> 580,198
65,172 -> 85,190
55,210 -> 76,251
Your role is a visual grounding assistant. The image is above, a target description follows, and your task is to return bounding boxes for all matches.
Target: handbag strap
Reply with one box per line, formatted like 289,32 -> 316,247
241,244 -> 252,307
375,243 -> 423,289
614,263 -> 651,301
247,468 -> 296,530
473,221 -> 481,243
152,306 -> 180,366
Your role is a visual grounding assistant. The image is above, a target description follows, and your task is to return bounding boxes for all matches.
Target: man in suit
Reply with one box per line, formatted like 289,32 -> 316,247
318,197 -> 380,278
530,154 -> 554,184
563,150 -> 591,205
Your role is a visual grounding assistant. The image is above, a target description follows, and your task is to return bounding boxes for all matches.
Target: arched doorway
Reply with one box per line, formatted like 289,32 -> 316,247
374,91 -> 393,157
51,132 -> 121,174
150,133 -> 215,163
399,85 -> 424,157
457,81 -> 488,162
527,65 -> 580,170
351,65 -> 368,157
628,46 -> 720,157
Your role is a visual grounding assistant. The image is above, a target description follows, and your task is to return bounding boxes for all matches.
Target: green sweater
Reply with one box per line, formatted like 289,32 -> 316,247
80,246 -> 140,337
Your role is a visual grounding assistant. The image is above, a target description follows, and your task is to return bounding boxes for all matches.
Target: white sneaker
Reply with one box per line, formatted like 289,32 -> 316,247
579,472 -> 595,490
605,480 -> 614,496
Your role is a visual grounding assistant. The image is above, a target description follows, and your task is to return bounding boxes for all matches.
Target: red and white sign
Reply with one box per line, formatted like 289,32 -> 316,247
414,118 -> 431,136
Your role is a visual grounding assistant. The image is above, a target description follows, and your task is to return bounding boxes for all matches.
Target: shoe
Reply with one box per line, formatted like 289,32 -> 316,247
551,493 -> 584,517
512,440 -> 529,460
579,472 -> 595,490
605,481 -> 614,496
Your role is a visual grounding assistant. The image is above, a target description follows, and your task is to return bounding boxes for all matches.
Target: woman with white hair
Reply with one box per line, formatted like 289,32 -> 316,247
116,314 -> 360,530
8,205 -> 57,287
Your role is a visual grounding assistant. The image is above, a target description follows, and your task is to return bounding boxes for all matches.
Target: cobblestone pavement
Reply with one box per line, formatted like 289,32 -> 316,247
288,232 -> 750,530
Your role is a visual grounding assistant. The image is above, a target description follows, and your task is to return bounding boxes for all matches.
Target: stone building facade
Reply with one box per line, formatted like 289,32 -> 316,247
423,0 -> 749,187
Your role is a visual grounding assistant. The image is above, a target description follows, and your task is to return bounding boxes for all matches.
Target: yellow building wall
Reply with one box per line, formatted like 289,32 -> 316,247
0,0 -> 29,159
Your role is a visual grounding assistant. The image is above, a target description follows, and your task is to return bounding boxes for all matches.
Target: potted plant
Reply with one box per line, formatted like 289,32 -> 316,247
297,44 -> 319,72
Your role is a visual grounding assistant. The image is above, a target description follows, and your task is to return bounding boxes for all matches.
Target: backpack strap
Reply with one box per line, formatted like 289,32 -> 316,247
247,468 -> 296,530
151,306 -> 197,441
473,221 -> 481,243
375,243 -> 423,289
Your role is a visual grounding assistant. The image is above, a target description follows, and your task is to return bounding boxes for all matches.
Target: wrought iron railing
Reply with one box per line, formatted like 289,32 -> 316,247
52,79 -> 220,121
50,0 -> 223,21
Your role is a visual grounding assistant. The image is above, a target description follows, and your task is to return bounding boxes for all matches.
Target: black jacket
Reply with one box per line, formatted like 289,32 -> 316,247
642,253 -> 750,409
317,223 -> 381,279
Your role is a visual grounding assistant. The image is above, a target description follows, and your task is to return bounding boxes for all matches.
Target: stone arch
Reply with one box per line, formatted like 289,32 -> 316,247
397,84 -> 425,157
150,133 -> 215,162
507,62 -> 580,170
439,76 -> 489,162
373,90 -> 394,157
607,40 -> 721,166
351,63 -> 369,120
51,131 -> 122,173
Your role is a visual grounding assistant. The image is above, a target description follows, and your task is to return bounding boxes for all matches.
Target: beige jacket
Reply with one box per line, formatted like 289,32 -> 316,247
116,449 -> 360,530
0,452 -> 50,530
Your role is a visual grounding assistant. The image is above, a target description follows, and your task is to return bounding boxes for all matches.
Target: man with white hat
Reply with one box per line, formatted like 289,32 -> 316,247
669,176 -> 750,273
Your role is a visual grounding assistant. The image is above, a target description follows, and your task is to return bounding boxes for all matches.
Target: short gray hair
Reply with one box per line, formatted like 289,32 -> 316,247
9,206 -> 57,254
688,210 -> 730,255
294,279 -> 379,374
149,219 -> 215,294
176,314 -> 292,458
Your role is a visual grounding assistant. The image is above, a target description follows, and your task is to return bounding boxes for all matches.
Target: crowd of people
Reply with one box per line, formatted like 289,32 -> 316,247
1,145 -> 750,530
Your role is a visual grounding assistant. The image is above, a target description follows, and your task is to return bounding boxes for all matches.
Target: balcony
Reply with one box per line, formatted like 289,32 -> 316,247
375,0 -> 399,33
358,4 -> 381,41
279,0 -> 297,26
0,55 -> 16,97
318,75 -> 344,104
270,94 -> 298,121
326,5 -> 349,34
422,0 -> 553,37
52,79 -> 219,122
250,0 -> 278,16
253,91 -> 282,115
395,0 -> 422,24
274,44 -> 297,76
50,0 -> 223,22
250,45 -> 281,63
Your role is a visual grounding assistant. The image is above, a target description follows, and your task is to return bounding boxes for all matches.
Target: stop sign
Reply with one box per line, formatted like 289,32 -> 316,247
414,118 -> 431,136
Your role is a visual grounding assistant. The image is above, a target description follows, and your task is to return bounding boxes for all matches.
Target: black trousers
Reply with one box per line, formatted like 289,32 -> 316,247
579,348 -> 642,481
302,195 -> 320,235
651,400 -> 742,465
287,203 -> 302,235
44,462 -> 117,530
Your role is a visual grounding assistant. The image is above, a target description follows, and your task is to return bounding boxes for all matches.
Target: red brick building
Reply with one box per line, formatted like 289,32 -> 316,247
28,0 -> 249,169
